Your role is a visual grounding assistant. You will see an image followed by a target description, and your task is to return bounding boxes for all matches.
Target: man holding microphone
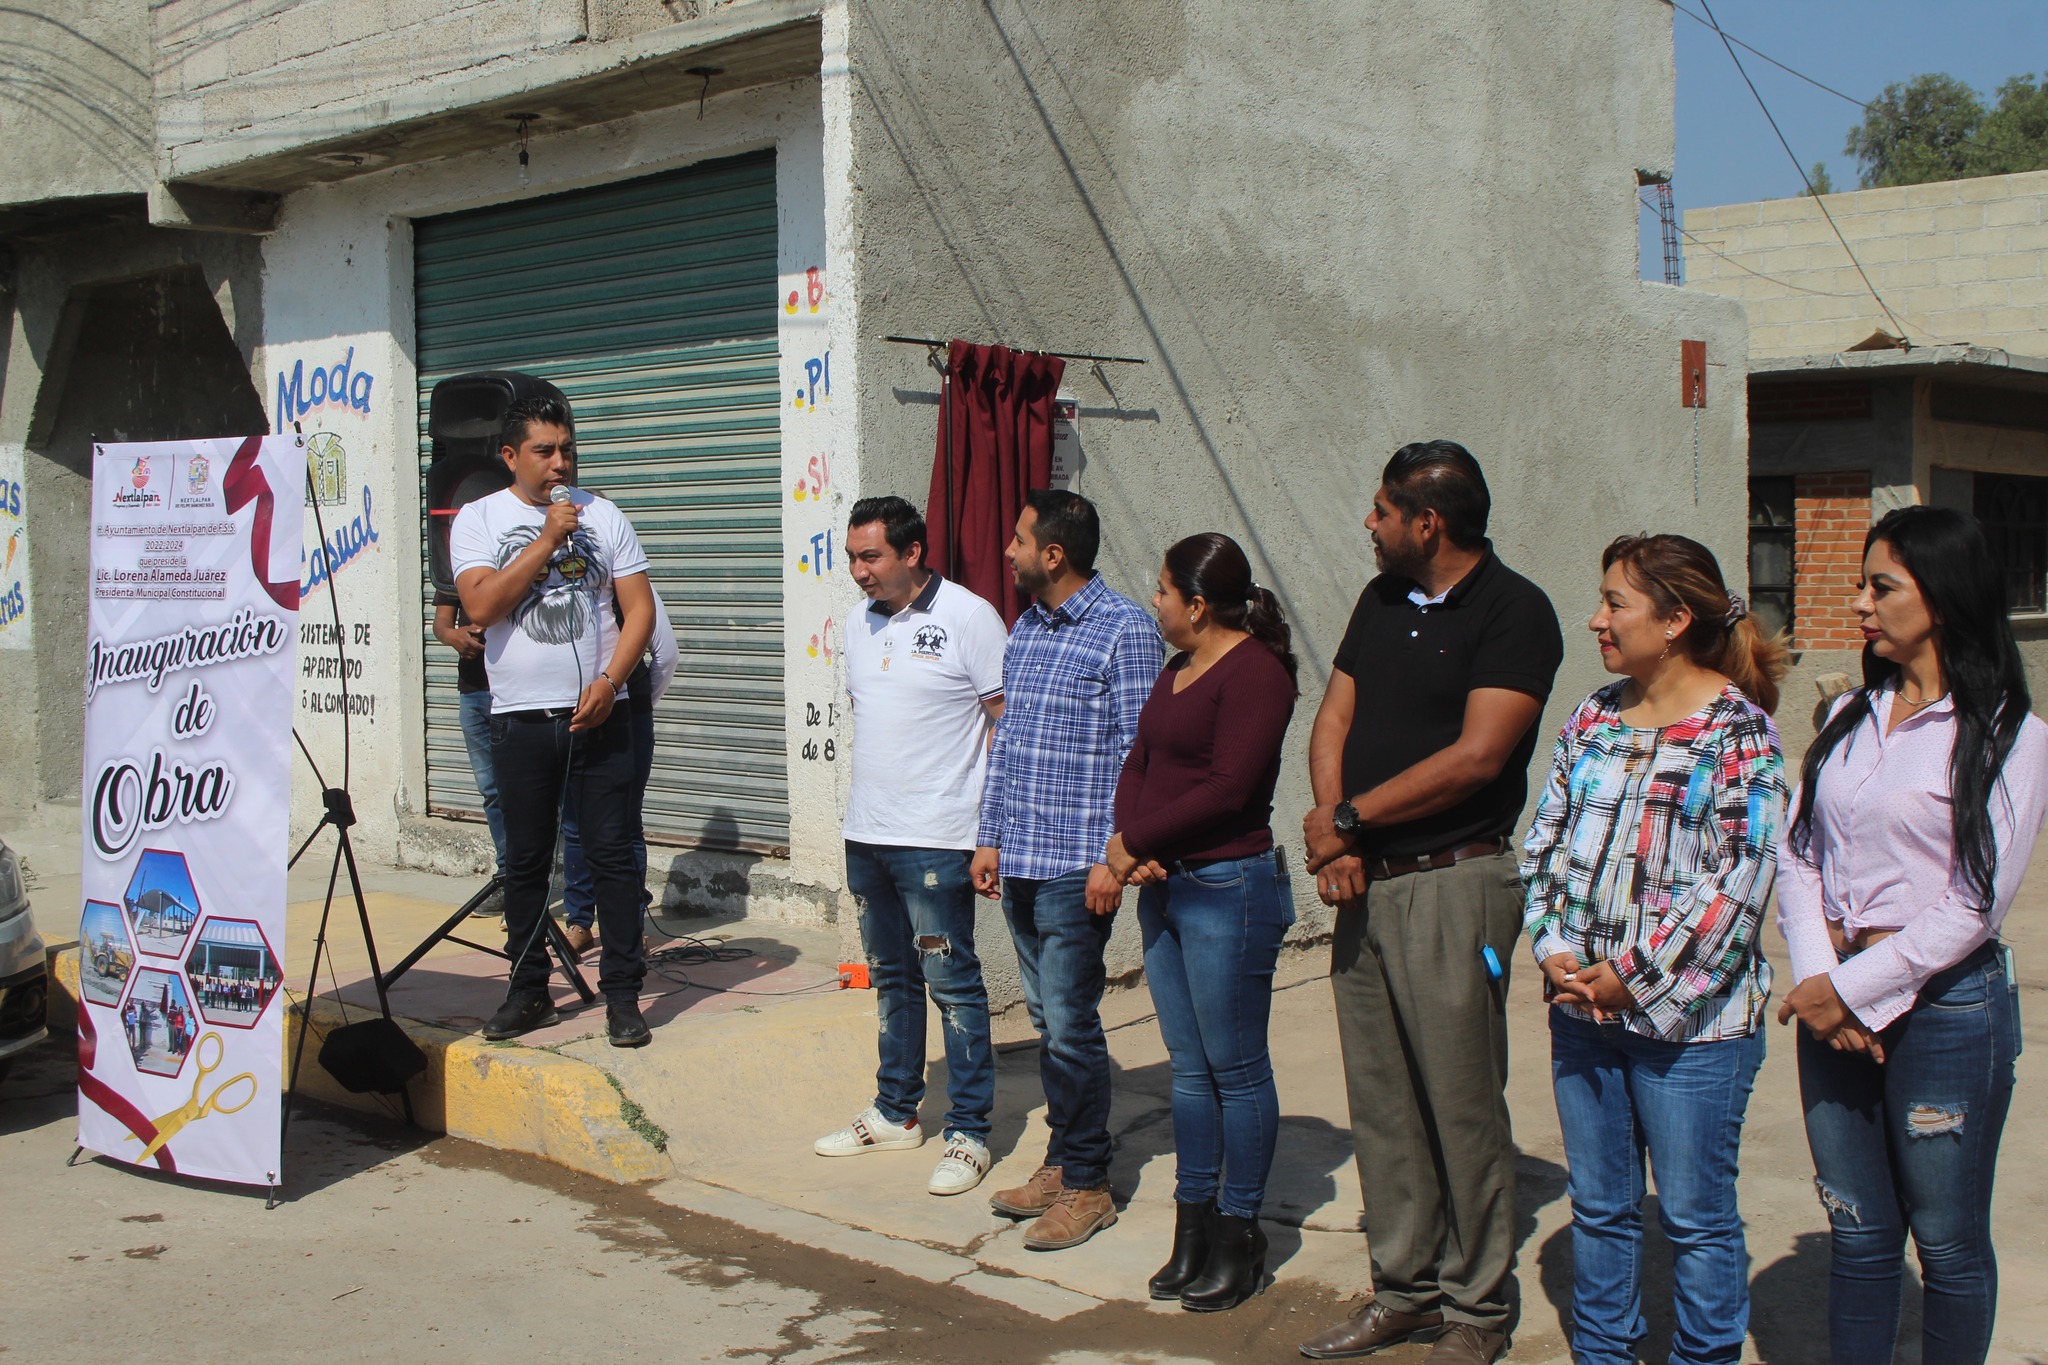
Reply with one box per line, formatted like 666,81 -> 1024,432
451,393 -> 658,1047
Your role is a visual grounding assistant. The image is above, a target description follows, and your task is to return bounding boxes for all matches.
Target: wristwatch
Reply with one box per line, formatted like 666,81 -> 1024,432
1332,800 -> 1360,836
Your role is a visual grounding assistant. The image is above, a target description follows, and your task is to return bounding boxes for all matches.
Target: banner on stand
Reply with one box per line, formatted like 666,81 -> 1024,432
78,436 -> 301,1188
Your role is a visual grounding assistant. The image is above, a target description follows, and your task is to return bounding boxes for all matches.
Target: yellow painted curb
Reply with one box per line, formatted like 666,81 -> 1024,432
48,945 -> 672,1187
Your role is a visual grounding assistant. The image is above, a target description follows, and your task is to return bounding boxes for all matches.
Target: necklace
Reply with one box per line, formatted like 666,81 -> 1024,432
1894,690 -> 1945,711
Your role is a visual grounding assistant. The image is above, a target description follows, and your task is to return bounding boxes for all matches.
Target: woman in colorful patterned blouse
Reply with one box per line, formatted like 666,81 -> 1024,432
1776,506 -> 2047,1365
1521,534 -> 1789,1365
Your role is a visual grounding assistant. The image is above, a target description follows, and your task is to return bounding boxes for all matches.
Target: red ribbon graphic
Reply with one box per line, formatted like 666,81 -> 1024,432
223,434 -> 301,613
77,1003 -> 177,1173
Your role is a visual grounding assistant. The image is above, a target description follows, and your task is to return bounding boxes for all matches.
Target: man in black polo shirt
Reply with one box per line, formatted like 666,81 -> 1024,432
1297,442 -> 1562,1365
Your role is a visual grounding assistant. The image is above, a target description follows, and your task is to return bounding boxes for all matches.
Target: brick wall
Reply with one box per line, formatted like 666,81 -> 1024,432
1793,472 -> 1872,649
1682,169 -> 2048,359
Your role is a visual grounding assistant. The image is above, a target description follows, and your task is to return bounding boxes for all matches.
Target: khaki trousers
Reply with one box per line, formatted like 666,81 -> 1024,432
1329,850 -> 1523,1333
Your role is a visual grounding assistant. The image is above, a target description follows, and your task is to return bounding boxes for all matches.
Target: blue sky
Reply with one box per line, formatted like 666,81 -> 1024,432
1646,0 -> 2048,276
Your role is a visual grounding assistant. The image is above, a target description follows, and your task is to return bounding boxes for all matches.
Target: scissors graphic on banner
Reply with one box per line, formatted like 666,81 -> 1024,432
127,1032 -> 258,1163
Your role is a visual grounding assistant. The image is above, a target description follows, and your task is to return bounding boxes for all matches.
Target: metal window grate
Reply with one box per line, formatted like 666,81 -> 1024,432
1974,473 -> 2048,614
1748,476 -> 1796,642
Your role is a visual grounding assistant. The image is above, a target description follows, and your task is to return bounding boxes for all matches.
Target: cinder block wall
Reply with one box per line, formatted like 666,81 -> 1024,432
1683,169 -> 2048,357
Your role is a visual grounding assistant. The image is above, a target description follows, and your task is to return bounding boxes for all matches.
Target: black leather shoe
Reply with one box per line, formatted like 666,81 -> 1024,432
1179,1211 -> 1267,1312
1148,1199 -> 1214,1299
482,993 -> 558,1041
606,997 -> 651,1048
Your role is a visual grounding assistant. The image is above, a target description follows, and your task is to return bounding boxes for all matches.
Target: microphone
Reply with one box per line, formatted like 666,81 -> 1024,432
549,484 -> 573,505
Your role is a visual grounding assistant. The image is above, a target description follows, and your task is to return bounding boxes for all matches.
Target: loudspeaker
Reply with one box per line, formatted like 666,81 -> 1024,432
425,371 -> 567,595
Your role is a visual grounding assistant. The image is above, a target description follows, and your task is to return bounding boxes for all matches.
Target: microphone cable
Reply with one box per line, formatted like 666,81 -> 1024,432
506,482 -> 590,988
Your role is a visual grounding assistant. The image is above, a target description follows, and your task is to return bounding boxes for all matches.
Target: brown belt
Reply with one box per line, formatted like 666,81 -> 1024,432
1363,836 -> 1512,882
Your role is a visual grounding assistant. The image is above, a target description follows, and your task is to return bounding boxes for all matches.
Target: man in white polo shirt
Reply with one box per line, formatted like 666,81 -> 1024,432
814,495 -> 1008,1197
450,392 -> 657,1049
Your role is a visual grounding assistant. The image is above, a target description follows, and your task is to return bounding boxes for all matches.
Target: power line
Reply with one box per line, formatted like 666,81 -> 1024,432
1665,0 -> 2006,171
1642,197 -> 1861,297
1664,0 -> 1868,111
1694,0 -> 1913,342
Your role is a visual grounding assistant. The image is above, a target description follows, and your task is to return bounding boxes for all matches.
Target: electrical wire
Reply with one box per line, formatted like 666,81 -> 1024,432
1648,195 -> 1972,343
1665,1 -> 2008,178
643,934 -> 846,998
1694,0 -> 1915,343
1665,0 -> 1867,110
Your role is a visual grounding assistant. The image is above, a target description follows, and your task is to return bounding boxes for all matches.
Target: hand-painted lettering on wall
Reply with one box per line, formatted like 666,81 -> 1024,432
792,352 -> 830,411
301,487 -> 380,599
801,700 -> 839,762
275,347 -> 375,431
805,615 -> 837,661
0,474 -> 21,637
791,452 -> 833,503
797,529 -> 833,576
784,266 -> 828,315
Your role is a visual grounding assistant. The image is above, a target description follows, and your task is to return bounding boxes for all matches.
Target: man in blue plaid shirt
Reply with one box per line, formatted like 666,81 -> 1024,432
972,490 -> 1164,1250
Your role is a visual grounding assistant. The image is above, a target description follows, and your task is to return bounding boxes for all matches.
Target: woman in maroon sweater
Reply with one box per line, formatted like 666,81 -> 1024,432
1104,532 -> 1299,1312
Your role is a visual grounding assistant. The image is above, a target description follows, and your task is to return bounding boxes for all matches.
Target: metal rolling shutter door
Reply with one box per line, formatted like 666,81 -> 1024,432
415,150 -> 788,852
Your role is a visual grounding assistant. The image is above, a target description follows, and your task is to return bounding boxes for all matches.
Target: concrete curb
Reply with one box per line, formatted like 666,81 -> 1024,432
48,944 -> 673,1186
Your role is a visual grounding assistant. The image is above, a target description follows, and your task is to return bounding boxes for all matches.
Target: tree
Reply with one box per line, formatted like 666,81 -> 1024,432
1967,74 -> 2048,176
1806,161 -> 1834,196
1846,73 -> 1984,188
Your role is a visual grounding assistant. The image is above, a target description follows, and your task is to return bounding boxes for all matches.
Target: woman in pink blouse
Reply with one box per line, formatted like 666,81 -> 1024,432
1777,505 -> 2048,1365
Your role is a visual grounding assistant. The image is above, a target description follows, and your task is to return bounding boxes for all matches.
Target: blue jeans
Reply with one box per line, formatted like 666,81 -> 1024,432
844,842 -> 994,1140
1001,868 -> 1114,1189
457,690 -> 507,873
1550,1010 -> 1764,1365
562,693 -> 656,929
1798,945 -> 2018,1365
1138,851 -> 1293,1219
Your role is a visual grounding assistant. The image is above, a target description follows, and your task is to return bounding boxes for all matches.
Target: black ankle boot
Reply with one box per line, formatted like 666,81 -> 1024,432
1179,1212 -> 1267,1312
1148,1199 -> 1214,1299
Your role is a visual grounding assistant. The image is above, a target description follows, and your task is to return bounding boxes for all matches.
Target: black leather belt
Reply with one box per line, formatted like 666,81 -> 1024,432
499,707 -> 573,722
1363,835 -> 1511,881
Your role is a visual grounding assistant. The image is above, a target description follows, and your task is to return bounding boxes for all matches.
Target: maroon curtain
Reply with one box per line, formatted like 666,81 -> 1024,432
925,340 -> 1067,626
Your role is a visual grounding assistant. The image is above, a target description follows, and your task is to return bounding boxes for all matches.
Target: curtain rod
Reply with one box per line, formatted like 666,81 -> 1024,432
881,335 -> 1147,365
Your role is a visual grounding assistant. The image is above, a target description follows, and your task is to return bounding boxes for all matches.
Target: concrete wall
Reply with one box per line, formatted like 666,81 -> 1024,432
151,0 -> 703,161
0,224 -> 264,814
4,1 -> 1753,1017
1684,169 -> 2048,357
249,75 -> 847,917
0,1 -> 152,209
841,0 -> 1748,978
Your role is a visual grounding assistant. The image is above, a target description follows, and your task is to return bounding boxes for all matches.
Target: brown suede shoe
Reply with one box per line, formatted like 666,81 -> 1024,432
561,923 -> 595,957
988,1164 -> 1064,1218
1424,1323 -> 1509,1364
1021,1184 -> 1117,1250
1297,1301 -> 1445,1359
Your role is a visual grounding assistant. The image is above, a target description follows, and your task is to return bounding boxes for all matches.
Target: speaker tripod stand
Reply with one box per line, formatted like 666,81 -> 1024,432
377,874 -> 596,1002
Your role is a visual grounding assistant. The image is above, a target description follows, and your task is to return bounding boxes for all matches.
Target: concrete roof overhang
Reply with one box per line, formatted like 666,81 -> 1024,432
1750,344 -> 2048,388
161,1 -> 823,196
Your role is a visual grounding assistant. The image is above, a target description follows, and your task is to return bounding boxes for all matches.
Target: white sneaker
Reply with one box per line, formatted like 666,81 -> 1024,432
813,1105 -> 925,1157
926,1133 -> 992,1196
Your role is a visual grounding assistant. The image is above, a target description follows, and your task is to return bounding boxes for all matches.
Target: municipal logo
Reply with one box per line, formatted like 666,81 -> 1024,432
110,454 -> 163,509
186,454 -> 210,494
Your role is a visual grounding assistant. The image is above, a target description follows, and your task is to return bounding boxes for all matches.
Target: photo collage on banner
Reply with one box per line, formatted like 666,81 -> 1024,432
78,436 -> 301,1188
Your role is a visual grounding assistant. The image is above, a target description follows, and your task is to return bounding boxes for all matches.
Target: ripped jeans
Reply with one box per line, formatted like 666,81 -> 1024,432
844,842 -> 993,1141
1797,943 -> 2019,1365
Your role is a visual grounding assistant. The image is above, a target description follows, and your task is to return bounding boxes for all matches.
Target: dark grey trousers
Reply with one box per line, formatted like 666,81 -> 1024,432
1329,850 -> 1523,1333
